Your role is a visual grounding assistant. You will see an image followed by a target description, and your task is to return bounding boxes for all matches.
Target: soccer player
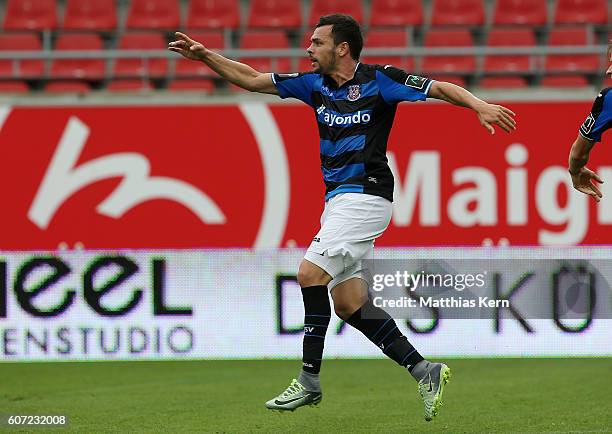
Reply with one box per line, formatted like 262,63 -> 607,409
169,14 -> 516,421
568,41 -> 611,201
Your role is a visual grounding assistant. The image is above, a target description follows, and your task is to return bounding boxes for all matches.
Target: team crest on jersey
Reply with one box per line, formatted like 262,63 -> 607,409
347,85 -> 361,101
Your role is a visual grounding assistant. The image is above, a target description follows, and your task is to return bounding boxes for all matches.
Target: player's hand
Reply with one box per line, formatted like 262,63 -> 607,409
168,32 -> 207,61
570,166 -> 603,202
475,103 -> 516,134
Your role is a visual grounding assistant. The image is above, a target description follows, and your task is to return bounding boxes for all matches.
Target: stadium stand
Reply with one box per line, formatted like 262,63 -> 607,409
45,80 -> 92,93
308,0 -> 363,26
113,32 -> 169,78
0,0 -> 608,94
0,33 -> 44,78
239,30 -> 292,72
50,33 -> 105,80
544,26 -> 600,74
430,0 -> 485,26
361,29 -> 413,71
541,75 -> 590,87
554,0 -> 608,26
484,28 -> 536,74
167,78 -> 215,91
107,79 -> 153,91
247,0 -> 302,29
492,0 -> 548,26
126,0 -> 180,30
421,29 -> 476,75
62,0 -> 117,31
0,80 -> 29,92
369,0 -> 424,27
479,76 -> 529,88
186,0 -> 240,29
3,0 -> 57,31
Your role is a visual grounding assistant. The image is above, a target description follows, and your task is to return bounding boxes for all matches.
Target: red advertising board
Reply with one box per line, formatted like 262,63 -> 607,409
0,101 -> 609,249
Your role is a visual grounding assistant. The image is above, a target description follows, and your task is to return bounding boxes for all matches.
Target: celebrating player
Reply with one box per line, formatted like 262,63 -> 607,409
169,14 -> 516,421
568,40 -> 611,202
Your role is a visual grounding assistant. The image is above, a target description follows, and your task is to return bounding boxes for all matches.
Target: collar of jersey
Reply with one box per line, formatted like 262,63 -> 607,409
322,62 -> 362,90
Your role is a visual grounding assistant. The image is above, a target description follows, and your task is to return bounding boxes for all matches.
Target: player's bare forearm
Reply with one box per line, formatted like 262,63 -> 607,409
428,81 -> 516,134
428,81 -> 483,109
168,32 -> 278,95
568,134 -> 595,174
201,50 -> 278,94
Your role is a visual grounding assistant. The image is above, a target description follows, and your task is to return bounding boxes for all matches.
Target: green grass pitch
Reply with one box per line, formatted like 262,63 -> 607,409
1,358 -> 611,433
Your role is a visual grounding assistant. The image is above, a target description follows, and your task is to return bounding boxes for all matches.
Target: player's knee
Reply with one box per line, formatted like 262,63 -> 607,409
297,261 -> 330,287
333,301 -> 360,321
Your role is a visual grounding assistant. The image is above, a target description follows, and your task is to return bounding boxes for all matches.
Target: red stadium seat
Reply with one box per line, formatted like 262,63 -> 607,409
3,0 -> 57,31
168,79 -> 215,91
107,79 -> 153,92
421,30 -> 475,74
113,33 -> 168,78
0,33 -> 44,78
62,0 -> 117,31
554,0 -> 607,25
484,28 -> 536,73
361,30 -> 412,71
369,0 -> 424,27
45,81 -> 92,93
50,34 -> 105,80
186,0 -> 240,30
493,0 -> 548,26
126,0 -> 180,30
0,80 -> 29,92
429,75 -> 466,86
308,0 -> 363,26
175,31 -> 225,78
479,76 -> 528,88
545,27 -> 599,73
541,75 -> 589,87
431,0 -> 485,26
247,0 -> 301,28
239,30 -> 291,72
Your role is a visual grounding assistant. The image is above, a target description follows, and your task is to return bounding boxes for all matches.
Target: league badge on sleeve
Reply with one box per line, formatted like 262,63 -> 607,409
347,85 -> 361,101
405,75 -> 427,90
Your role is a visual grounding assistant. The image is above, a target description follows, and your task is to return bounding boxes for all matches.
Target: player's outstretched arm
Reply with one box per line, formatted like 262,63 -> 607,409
428,81 -> 516,134
168,32 -> 279,95
568,134 -> 603,202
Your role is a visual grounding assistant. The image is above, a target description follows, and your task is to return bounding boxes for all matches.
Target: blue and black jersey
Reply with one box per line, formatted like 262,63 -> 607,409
272,63 -> 434,202
579,87 -> 612,142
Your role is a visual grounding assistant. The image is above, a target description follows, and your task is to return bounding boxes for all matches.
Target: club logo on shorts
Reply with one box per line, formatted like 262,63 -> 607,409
347,85 -> 361,101
405,75 -> 427,90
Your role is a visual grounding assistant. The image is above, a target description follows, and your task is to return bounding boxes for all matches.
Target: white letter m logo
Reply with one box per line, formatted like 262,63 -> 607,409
29,116 -> 226,229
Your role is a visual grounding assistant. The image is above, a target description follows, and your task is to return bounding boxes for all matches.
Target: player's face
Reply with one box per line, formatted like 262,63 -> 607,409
307,25 -> 339,74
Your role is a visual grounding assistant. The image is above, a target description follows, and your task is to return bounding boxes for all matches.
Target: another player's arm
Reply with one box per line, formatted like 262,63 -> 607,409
568,134 -> 603,202
428,81 -> 516,134
168,32 -> 278,95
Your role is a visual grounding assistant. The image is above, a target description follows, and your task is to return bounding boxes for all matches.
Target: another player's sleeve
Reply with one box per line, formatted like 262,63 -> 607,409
271,72 -> 318,106
375,65 -> 435,104
579,88 -> 612,142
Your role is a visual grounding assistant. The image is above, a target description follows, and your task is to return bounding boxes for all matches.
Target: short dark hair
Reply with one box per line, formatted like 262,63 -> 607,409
316,14 -> 363,61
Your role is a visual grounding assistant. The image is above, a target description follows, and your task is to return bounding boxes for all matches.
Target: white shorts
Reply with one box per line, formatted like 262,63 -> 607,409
303,193 -> 392,290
